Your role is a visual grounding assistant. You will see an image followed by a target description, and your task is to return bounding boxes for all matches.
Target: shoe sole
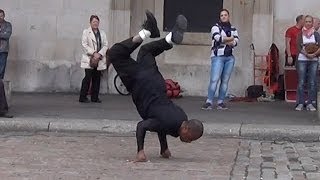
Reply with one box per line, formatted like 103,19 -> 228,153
217,107 -> 228,110
145,10 -> 160,38
201,107 -> 212,110
172,15 -> 188,44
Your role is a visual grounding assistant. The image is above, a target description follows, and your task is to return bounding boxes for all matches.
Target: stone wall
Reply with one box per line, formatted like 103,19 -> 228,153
1,0 -> 113,93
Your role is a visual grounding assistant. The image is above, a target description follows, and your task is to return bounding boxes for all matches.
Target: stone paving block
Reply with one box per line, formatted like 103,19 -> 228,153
250,150 -> 261,158
238,150 -> 249,156
261,169 -> 275,179
309,147 -> 320,153
261,162 -> 276,169
230,175 -> 245,180
285,148 -> 296,154
299,157 -> 314,164
249,157 -> 262,166
306,172 -> 320,180
274,153 -> 288,161
261,155 -> 274,162
276,164 -> 290,172
302,164 -> 318,172
288,163 -> 303,171
287,153 -> 300,162
304,142 -> 316,148
291,171 -> 306,179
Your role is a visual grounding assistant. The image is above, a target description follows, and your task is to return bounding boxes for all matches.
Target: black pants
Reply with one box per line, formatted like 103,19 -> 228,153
79,68 -> 101,101
108,37 -> 172,92
0,80 -> 8,114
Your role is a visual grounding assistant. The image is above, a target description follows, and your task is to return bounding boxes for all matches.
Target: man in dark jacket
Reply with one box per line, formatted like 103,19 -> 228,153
108,11 -> 203,162
0,9 -> 12,79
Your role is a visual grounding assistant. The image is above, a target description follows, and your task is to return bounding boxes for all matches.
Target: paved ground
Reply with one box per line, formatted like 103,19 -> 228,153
9,93 -> 318,125
1,132 -> 320,179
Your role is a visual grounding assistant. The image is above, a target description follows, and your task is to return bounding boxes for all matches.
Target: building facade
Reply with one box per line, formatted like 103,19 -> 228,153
1,0 -> 320,96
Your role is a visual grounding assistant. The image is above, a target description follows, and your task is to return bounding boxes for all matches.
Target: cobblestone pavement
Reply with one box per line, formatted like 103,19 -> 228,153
1,133 -> 320,180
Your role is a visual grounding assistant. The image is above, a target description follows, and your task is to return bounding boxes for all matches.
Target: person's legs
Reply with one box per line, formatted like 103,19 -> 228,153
108,10 -> 160,92
79,69 -> 93,102
136,14 -> 187,68
217,56 -> 235,109
0,80 -> 8,113
91,69 -> 102,102
0,52 -> 8,79
306,61 -> 318,111
295,61 -> 307,110
202,56 -> 224,110
137,39 -> 172,68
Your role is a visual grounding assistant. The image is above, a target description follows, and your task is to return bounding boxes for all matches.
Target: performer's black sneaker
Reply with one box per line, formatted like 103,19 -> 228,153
142,10 -> 160,38
171,15 -> 188,44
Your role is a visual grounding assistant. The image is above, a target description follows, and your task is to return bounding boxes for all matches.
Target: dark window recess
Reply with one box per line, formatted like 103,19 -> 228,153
163,0 -> 223,33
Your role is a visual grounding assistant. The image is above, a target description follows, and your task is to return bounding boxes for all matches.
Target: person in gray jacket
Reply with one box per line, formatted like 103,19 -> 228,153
0,9 -> 12,79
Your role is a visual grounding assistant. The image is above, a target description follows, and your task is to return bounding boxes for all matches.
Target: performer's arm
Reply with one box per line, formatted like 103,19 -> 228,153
136,119 -> 160,152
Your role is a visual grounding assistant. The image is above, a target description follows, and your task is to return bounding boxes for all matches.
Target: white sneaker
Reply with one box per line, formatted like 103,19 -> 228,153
306,104 -> 317,112
295,104 -> 304,111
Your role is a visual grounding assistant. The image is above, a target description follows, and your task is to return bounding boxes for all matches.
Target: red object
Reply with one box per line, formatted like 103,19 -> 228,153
285,26 -> 301,56
253,43 -> 279,94
165,79 -> 181,98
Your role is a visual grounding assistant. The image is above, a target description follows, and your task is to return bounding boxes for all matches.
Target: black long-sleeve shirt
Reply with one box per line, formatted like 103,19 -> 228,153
132,66 -> 188,152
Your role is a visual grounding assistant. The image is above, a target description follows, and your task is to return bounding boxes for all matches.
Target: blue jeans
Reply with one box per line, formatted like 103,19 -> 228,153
0,53 -> 8,79
206,56 -> 235,104
296,60 -> 318,105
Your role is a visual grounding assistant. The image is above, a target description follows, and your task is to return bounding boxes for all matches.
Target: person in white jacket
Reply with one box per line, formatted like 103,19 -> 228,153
79,15 -> 108,103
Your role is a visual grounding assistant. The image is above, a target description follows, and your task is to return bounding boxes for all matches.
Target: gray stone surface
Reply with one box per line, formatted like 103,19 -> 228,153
1,93 -> 319,141
1,133 -> 320,179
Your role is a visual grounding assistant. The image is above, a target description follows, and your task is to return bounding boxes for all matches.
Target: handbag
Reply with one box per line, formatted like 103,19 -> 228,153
304,43 -> 319,54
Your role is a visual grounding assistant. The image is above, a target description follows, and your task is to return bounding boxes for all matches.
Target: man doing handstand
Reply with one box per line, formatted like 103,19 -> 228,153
108,10 -> 204,162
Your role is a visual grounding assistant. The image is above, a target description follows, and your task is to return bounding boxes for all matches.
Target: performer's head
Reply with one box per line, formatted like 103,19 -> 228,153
179,119 -> 203,143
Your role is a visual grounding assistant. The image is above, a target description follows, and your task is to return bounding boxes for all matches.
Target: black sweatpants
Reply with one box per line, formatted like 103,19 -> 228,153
108,37 -> 172,92
79,68 -> 101,101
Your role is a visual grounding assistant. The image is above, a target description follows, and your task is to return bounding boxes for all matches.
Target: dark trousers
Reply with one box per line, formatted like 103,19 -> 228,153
108,37 -> 172,92
0,52 -> 8,79
79,68 -> 101,101
0,80 -> 8,114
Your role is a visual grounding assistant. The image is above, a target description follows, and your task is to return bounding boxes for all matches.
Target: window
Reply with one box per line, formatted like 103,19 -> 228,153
163,0 -> 223,33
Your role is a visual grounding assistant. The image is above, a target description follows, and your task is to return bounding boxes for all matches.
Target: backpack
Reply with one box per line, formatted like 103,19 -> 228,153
246,85 -> 264,98
165,79 -> 182,98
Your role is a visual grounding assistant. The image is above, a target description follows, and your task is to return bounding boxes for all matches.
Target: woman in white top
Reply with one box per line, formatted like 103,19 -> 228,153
295,15 -> 320,111
79,15 -> 108,103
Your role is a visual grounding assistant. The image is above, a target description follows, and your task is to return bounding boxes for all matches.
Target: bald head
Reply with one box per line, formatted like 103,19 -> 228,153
314,17 -> 320,31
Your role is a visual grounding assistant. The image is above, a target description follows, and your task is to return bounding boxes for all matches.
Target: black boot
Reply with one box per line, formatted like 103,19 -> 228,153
171,15 -> 188,44
142,10 -> 160,38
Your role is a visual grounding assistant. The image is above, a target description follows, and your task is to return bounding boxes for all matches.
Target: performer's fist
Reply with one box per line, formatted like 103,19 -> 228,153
161,149 -> 171,159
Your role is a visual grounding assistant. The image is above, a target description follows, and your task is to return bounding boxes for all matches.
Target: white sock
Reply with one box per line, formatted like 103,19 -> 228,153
217,100 -> 223,104
138,29 -> 151,40
165,32 -> 173,44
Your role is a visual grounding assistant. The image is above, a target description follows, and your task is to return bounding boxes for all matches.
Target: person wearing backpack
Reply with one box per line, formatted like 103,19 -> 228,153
295,15 -> 320,111
201,9 -> 239,110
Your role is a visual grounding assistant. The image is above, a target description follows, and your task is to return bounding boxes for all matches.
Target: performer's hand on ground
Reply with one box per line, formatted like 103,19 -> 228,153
133,150 -> 147,162
160,149 -> 171,159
